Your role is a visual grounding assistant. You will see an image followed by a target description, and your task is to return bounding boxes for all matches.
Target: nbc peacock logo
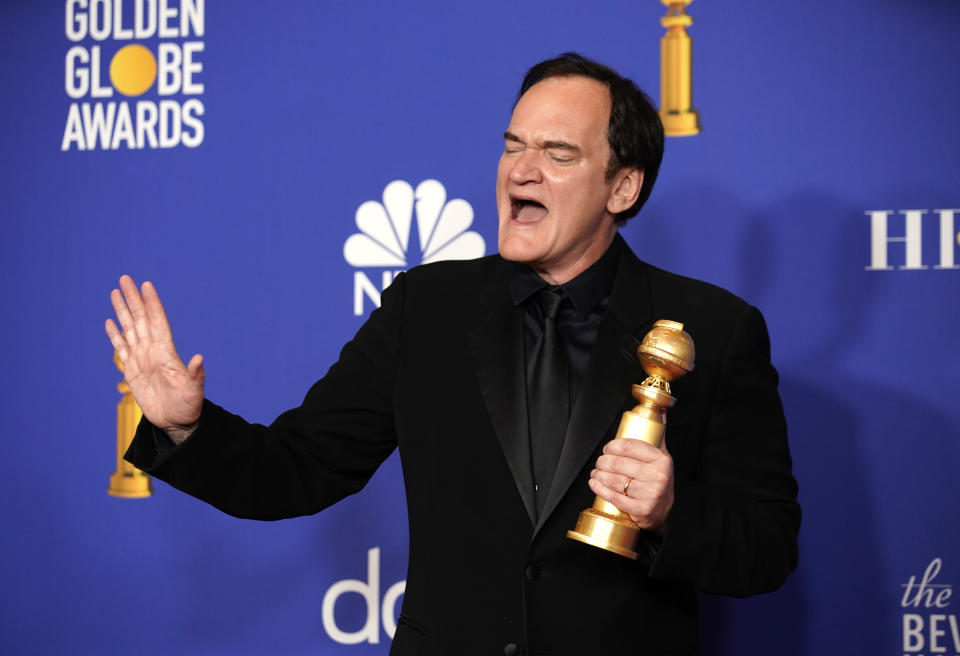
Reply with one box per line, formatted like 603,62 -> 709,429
344,179 -> 486,316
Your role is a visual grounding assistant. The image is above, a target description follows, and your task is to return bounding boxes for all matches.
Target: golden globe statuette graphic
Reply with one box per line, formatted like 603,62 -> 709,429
567,320 -> 694,559
108,350 -> 151,498
659,0 -> 701,136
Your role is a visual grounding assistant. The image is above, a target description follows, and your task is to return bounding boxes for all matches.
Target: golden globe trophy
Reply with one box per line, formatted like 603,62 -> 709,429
108,349 -> 152,498
567,320 -> 694,559
659,0 -> 701,136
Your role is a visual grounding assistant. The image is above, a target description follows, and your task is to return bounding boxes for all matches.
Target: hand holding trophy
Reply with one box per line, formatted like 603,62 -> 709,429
567,320 -> 695,559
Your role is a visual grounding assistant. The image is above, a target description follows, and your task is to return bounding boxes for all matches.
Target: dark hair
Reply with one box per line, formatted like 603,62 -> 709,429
517,52 -> 664,224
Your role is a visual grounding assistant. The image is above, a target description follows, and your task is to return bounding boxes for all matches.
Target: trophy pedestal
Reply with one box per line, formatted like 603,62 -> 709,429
108,470 -> 152,498
567,498 -> 644,560
107,350 -> 152,499
566,402 -> 667,560
660,110 -> 699,137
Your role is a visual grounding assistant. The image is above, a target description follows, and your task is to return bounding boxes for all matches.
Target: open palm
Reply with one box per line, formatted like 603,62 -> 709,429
105,275 -> 204,443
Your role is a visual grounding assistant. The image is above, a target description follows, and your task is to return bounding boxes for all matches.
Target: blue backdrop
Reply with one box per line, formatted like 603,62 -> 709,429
1,1 -> 958,654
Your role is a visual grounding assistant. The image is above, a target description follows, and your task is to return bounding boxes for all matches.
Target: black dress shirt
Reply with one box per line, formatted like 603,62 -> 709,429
509,234 -> 623,414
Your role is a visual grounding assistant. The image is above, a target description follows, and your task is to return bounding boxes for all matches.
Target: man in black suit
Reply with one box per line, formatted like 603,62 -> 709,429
107,53 -> 799,655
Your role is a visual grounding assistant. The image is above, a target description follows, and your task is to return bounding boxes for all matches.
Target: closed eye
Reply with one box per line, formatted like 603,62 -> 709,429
503,131 -> 524,155
542,140 -> 580,164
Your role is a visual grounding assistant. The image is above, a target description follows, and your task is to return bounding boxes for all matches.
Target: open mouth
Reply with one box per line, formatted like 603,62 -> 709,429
511,197 -> 548,222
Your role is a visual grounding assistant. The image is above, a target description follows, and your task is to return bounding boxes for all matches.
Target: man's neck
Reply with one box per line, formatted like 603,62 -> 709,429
531,231 -> 618,285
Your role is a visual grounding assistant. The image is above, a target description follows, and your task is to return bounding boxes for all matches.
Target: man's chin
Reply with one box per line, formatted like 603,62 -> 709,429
498,237 -> 541,265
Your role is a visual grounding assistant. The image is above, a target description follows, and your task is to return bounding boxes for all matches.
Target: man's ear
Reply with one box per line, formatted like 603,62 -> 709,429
607,167 -> 643,216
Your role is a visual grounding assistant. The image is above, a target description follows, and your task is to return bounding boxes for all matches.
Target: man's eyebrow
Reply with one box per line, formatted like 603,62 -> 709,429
541,140 -> 581,153
503,132 -> 582,154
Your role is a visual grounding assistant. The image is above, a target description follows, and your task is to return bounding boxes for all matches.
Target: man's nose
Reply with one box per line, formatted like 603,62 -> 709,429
509,150 -> 543,185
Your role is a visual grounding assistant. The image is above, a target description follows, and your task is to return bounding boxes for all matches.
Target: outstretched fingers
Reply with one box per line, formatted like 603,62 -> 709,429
140,280 -> 173,342
105,318 -> 129,359
118,274 -> 153,342
110,286 -> 138,346
110,275 -> 174,345
105,275 -> 206,433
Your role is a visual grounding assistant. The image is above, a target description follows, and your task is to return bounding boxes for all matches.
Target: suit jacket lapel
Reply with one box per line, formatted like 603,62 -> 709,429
466,261 -> 537,525
535,246 -> 654,533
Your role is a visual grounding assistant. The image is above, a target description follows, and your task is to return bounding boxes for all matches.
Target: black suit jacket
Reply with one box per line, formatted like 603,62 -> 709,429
127,244 -> 800,655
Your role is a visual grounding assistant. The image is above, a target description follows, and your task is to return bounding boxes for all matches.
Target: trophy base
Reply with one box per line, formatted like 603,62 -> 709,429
566,508 -> 641,560
108,472 -> 152,498
659,109 -> 700,137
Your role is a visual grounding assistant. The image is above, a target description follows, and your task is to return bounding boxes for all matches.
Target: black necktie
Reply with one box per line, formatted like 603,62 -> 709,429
527,287 -> 569,516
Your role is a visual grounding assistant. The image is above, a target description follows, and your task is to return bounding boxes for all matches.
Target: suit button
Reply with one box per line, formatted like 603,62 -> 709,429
504,643 -> 519,656
525,564 -> 541,581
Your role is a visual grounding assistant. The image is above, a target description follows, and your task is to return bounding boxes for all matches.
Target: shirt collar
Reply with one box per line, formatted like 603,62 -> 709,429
508,233 -> 623,318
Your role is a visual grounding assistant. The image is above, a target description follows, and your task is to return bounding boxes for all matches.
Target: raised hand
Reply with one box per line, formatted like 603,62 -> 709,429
105,275 -> 205,444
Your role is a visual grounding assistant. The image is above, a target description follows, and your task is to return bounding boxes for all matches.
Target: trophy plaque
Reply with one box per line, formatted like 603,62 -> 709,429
567,319 -> 694,559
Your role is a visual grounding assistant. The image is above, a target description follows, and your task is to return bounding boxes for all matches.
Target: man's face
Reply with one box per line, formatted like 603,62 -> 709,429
496,75 -> 625,284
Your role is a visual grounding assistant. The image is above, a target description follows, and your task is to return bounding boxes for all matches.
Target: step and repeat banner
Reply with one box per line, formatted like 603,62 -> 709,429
1,1 -> 958,654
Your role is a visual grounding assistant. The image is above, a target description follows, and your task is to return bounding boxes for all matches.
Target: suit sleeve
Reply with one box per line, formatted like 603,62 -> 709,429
648,304 -> 800,596
124,273 -> 408,521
